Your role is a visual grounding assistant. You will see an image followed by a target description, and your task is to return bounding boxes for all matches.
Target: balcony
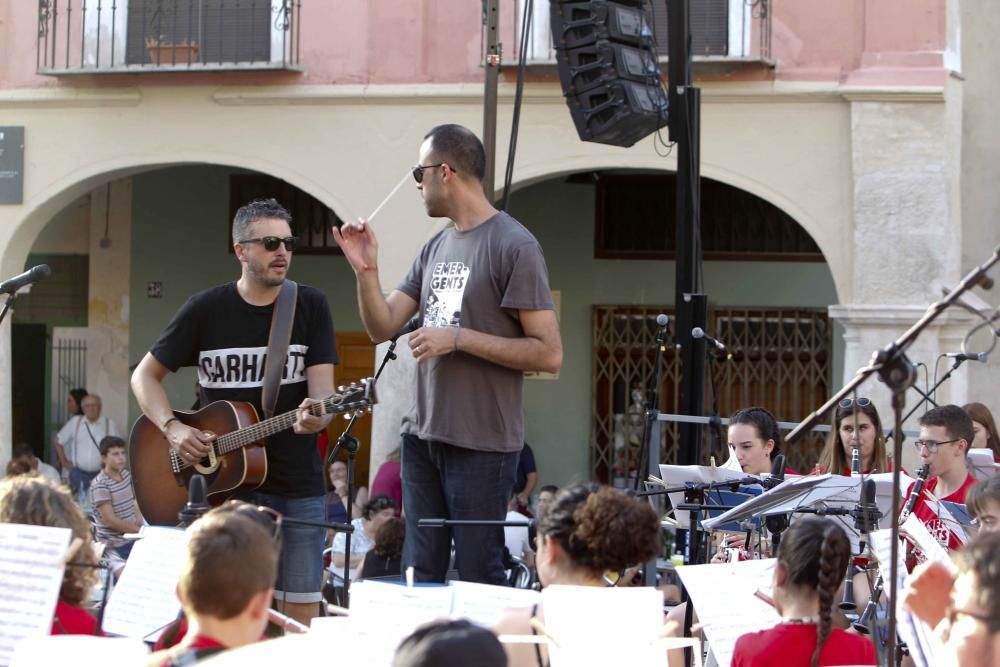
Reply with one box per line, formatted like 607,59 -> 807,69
36,0 -> 302,75
504,0 -> 773,73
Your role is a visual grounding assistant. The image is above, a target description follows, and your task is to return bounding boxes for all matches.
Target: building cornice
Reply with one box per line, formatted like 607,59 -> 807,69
0,87 -> 142,108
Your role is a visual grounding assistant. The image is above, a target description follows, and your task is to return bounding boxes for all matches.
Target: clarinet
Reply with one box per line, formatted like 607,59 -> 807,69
899,464 -> 931,524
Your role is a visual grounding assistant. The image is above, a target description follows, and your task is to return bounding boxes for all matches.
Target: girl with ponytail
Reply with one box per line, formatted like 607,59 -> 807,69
732,518 -> 876,667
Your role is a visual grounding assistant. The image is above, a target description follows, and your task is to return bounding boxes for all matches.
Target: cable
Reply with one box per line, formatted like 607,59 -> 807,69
500,0 -> 533,212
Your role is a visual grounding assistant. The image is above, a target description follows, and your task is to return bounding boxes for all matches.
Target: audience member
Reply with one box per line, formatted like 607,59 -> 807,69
728,407 -> 798,476
90,436 -> 144,560
534,485 -> 558,518
328,495 -> 396,596
731,518 -> 875,666
5,457 -> 33,477
812,397 -> 893,475
54,393 -> 121,500
504,493 -> 533,565
0,475 -> 101,634
903,530 -> 1000,667
902,405 -> 976,562
146,507 -> 279,665
360,516 -> 405,580
395,619 -> 507,667
967,477 -> 1000,533
370,447 -> 403,514
324,459 -> 368,523
12,443 -> 61,484
494,483 -> 660,667
512,442 -> 538,516
963,402 -> 1000,462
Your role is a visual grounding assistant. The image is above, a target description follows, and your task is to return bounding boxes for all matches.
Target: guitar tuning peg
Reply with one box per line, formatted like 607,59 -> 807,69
360,378 -> 368,385
337,385 -> 346,393
367,406 -> 374,414
343,412 -> 351,420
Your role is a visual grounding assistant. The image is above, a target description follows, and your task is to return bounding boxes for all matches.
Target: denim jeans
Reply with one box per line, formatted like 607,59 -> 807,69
70,467 -> 99,500
401,434 -> 519,585
243,492 -> 326,604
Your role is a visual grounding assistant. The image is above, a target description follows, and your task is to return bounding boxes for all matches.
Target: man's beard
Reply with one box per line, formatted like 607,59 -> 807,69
248,257 -> 285,287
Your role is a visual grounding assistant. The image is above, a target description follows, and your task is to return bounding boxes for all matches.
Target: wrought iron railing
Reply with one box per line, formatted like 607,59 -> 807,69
505,0 -> 772,65
37,0 -> 301,74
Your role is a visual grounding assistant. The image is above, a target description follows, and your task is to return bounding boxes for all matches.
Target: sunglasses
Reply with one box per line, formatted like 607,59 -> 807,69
839,397 -> 871,409
239,236 -> 297,252
411,163 -> 452,184
222,500 -> 283,542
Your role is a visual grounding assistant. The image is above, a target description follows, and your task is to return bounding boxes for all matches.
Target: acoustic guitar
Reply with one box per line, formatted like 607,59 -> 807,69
129,379 -> 375,525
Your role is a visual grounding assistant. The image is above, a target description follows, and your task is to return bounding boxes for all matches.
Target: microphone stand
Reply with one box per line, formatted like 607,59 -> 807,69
899,355 -> 970,425
783,244 -> 1000,667
0,291 -> 18,327
326,330 -> 403,607
635,315 -> 670,492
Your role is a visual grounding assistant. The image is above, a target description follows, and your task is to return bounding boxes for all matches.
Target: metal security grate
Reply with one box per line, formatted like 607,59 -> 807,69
591,306 -> 831,485
50,332 -> 88,433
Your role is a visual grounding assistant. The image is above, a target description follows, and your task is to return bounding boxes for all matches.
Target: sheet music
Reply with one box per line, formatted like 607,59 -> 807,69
542,585 -> 666,667
0,523 -> 71,667
901,514 -> 952,565
101,527 -> 188,638
10,636 -> 149,666
449,581 -> 540,627
657,465 -> 757,529
968,448 -> 998,480
346,581 -> 455,665
701,474 -> 840,531
674,558 -> 781,667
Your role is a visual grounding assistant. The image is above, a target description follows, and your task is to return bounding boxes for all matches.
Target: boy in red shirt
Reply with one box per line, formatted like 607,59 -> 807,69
902,405 -> 977,561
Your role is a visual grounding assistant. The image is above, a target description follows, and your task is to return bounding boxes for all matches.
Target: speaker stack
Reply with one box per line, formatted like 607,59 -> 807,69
550,1 -> 669,147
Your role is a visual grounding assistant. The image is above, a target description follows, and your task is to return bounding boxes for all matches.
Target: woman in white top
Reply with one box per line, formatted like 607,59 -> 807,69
329,494 -> 396,585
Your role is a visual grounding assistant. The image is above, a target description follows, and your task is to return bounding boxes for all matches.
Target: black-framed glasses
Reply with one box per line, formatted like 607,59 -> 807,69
912,438 -> 961,453
839,397 -> 872,409
411,163 -> 449,184
238,236 -> 297,252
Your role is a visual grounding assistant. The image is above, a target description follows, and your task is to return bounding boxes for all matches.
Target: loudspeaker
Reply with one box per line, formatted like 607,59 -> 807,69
551,1 -> 668,147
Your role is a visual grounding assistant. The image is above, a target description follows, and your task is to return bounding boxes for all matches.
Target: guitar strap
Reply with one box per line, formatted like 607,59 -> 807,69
261,280 -> 298,419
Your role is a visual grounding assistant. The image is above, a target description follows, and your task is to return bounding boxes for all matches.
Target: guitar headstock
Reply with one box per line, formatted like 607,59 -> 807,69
329,377 -> 377,417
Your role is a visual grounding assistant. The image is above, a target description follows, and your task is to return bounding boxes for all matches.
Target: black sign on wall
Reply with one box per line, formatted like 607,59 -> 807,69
0,127 -> 25,205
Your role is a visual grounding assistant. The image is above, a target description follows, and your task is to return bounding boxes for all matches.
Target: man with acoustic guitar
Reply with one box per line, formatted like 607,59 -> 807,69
131,198 -> 338,626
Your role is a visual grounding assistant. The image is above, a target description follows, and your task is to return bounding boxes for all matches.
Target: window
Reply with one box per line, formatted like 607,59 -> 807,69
594,173 -> 823,261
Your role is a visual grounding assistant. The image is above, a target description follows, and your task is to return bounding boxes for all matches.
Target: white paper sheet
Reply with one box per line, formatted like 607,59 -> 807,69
674,558 -> 781,667
449,580 -> 540,627
0,523 -> 71,667
10,635 -> 148,666
968,448 -> 999,480
101,527 -> 188,639
657,465 -> 759,529
542,585 -> 666,667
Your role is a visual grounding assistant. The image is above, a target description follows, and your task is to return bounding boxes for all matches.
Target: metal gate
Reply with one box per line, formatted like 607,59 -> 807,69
592,306 -> 831,485
50,327 -> 88,435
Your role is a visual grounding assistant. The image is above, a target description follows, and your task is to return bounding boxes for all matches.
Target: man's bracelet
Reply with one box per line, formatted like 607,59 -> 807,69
161,417 -> 179,433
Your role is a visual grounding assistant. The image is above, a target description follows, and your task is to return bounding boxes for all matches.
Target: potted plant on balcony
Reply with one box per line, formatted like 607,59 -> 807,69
145,36 -> 199,65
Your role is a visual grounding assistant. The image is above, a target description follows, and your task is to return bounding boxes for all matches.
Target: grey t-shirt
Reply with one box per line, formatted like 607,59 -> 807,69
397,212 -> 555,453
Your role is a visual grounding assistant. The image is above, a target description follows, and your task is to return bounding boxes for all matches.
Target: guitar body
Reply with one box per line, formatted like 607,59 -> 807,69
129,400 -> 267,526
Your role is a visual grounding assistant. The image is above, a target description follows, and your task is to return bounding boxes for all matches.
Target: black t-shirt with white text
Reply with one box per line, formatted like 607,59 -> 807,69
150,282 -> 338,497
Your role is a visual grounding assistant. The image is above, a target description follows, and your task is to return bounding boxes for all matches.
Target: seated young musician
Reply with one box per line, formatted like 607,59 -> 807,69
147,506 -> 279,665
728,406 -> 799,477
902,530 -> 1000,667
963,401 -> 1000,463
732,517 -> 876,667
493,483 -> 660,667
967,477 -> 1000,534
812,397 -> 894,475
902,404 -> 977,563
0,475 -> 101,635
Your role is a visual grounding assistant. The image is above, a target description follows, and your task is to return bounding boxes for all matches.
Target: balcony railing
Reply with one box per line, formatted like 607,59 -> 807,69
36,0 -> 302,75
503,0 -> 772,67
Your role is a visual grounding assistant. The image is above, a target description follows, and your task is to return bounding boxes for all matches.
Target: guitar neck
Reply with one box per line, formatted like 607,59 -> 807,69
214,395 -> 352,455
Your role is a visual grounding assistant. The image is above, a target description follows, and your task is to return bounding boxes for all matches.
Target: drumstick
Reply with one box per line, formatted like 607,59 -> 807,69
366,169 -> 413,223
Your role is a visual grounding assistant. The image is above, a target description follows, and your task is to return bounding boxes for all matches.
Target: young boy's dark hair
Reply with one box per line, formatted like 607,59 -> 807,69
99,435 -> 127,457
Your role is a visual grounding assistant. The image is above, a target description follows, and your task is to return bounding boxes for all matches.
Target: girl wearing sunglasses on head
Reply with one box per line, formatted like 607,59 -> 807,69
812,397 -> 897,476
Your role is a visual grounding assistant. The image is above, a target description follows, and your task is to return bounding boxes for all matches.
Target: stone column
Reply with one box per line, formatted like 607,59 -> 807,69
86,179 -> 132,437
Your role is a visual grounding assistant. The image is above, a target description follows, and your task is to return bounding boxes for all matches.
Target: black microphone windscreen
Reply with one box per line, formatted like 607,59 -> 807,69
35,264 -> 52,279
861,479 -> 876,506
771,454 -> 786,479
188,474 -> 209,509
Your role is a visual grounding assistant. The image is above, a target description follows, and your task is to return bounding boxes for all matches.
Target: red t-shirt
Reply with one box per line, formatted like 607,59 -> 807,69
51,600 -> 99,635
902,472 -> 975,566
733,623 -> 877,666
370,460 -> 403,512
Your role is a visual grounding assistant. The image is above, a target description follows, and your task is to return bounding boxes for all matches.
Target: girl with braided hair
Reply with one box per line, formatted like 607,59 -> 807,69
493,482 -> 661,667
732,517 -> 875,666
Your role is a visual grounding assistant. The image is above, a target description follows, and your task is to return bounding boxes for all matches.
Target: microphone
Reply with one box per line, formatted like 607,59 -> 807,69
0,264 -> 51,295
390,318 -> 421,343
178,474 -> 211,525
900,464 -> 930,524
852,479 -> 881,532
656,313 -> 670,332
944,351 -> 988,362
692,327 -> 732,359
762,454 -> 786,490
